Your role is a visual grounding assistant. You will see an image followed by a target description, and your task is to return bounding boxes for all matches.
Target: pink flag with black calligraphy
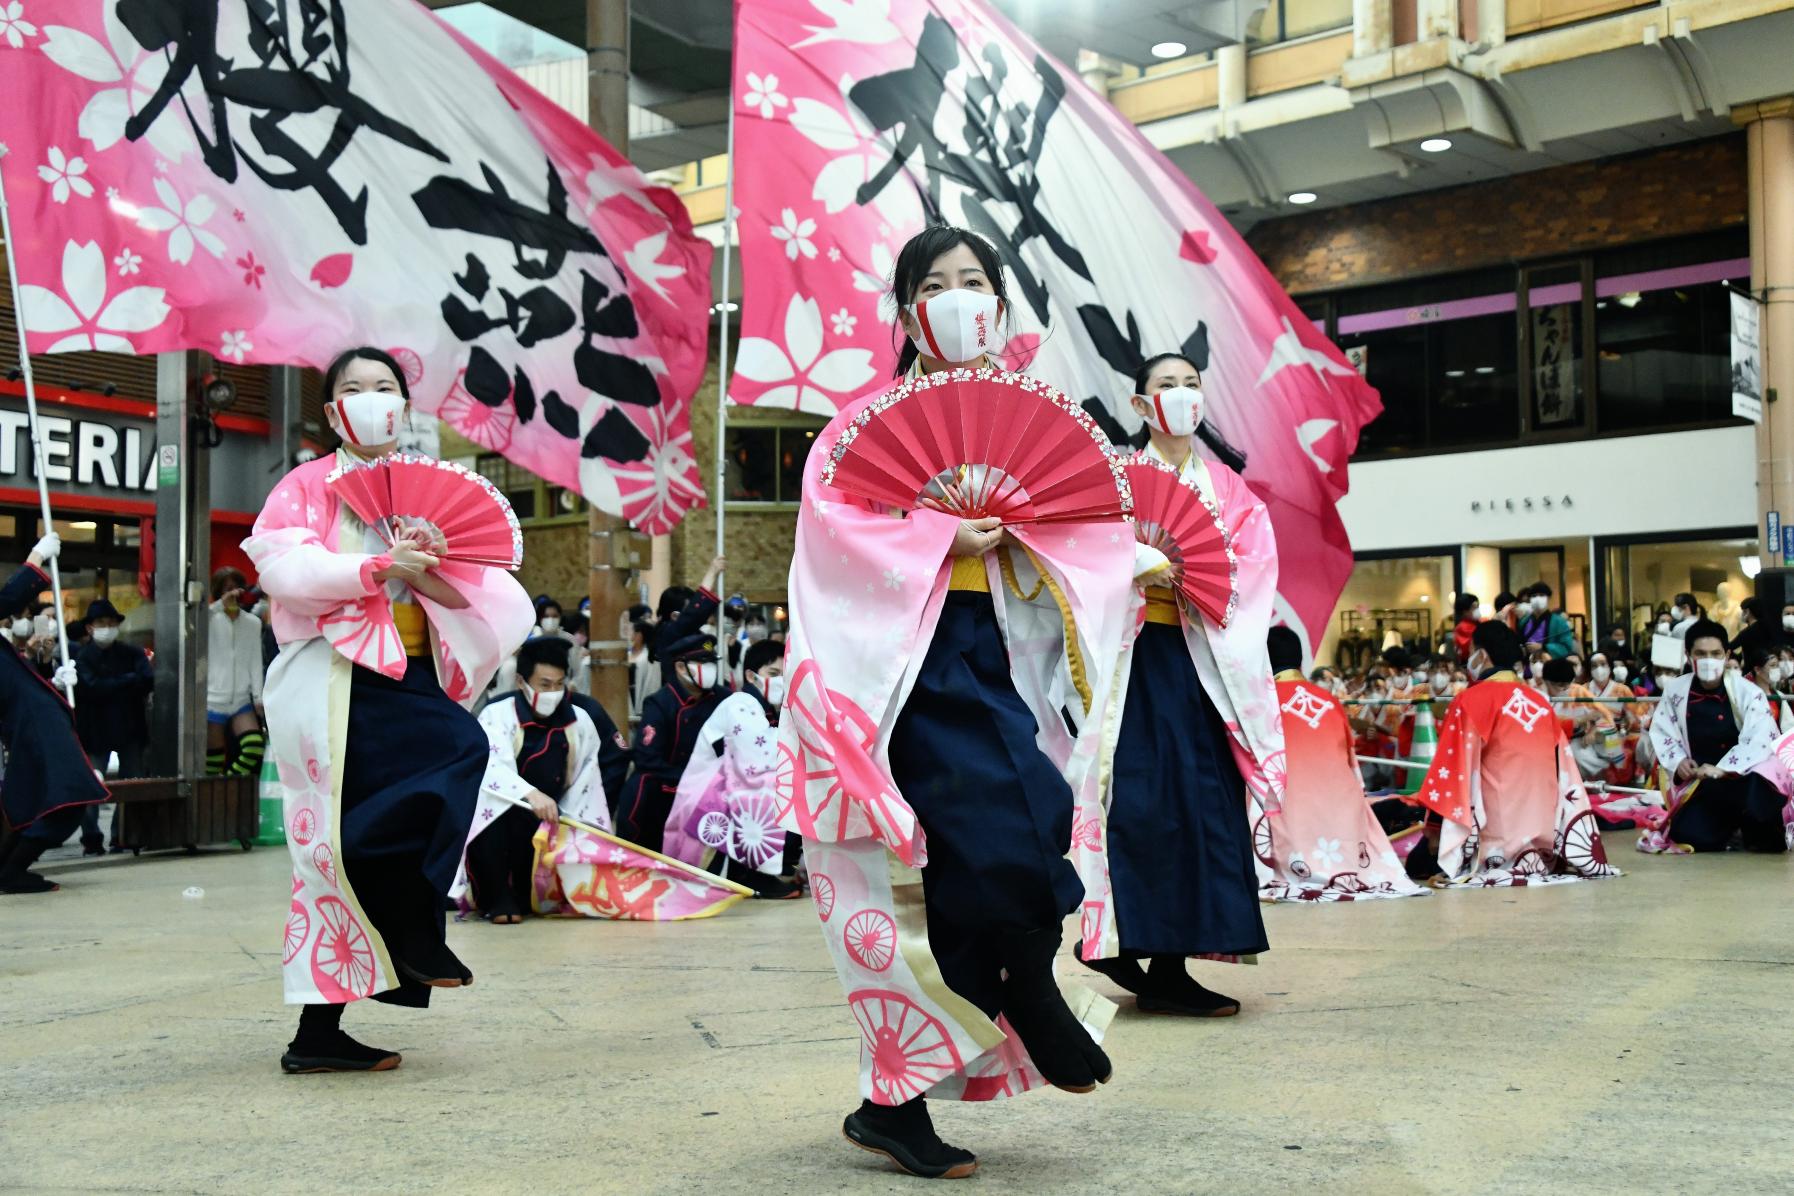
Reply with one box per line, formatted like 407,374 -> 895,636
0,0 -> 712,532
730,0 -> 1382,646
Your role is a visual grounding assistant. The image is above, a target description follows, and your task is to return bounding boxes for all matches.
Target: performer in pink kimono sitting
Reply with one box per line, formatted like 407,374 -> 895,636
1078,351 -> 1283,1016
1411,621 -> 1617,886
247,347 -> 533,1074
782,227 -> 1133,1179
1263,626 -> 1421,901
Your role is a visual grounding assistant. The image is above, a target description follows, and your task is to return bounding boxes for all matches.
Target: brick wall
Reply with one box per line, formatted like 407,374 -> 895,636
1246,134 -> 1749,294
515,521 -> 587,611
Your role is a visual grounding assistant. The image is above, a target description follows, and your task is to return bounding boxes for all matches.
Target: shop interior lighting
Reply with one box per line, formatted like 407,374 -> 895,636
1740,555 -> 1762,579
1444,369 -> 1466,378
710,301 -> 739,314
1616,292 -> 1642,308
1287,191 -> 1317,205
1150,41 -> 1187,58
70,521 -> 96,531
1419,138 -> 1453,152
1473,366 -> 1495,375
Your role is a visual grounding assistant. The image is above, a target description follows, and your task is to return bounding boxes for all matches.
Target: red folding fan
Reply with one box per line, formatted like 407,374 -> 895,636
327,454 -> 523,570
821,369 -> 1127,524
1124,458 -> 1237,627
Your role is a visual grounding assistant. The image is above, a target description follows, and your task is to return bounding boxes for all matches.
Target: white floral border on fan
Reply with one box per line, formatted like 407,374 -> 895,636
1122,454 -> 1240,629
324,453 -> 524,570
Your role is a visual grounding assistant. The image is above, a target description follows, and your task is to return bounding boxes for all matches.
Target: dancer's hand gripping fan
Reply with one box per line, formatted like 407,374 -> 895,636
327,454 -> 525,569
1123,457 -> 1239,628
822,368 -> 1130,524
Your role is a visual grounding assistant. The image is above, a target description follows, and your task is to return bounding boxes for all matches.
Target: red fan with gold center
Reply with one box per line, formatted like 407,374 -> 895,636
1124,457 -> 1237,627
821,369 -> 1128,524
327,454 -> 523,569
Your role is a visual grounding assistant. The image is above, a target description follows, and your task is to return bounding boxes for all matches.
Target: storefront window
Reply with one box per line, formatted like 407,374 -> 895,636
1525,262 -> 1586,432
725,421 -> 823,505
1598,532 -> 1756,646
1321,552 -> 1457,672
474,453 -> 540,521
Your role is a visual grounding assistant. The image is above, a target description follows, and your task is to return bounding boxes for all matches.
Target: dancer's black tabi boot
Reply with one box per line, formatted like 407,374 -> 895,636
1136,955 -> 1242,1017
1074,941 -> 1149,995
998,928 -> 1112,1093
842,1098 -> 978,1180
0,833 -> 59,894
280,1003 -> 401,1074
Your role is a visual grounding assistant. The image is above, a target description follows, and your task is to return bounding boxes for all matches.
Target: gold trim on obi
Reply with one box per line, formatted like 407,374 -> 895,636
391,601 -> 429,657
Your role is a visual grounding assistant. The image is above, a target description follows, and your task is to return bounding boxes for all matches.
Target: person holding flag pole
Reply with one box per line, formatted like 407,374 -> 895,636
0,160 -> 109,893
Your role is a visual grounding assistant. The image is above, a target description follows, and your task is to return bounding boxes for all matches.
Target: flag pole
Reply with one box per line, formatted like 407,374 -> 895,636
712,77 -> 738,669
0,162 -> 75,705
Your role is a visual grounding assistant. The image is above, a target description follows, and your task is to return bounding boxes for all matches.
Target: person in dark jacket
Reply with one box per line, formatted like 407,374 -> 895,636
616,632 -> 728,852
0,534 -> 108,894
73,597 -> 152,854
652,555 -> 725,688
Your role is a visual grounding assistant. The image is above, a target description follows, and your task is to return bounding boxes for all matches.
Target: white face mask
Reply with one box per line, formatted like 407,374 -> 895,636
1477,604 -> 1493,620
1466,651 -> 1489,676
1655,622 -> 1672,635
761,674 -> 786,707
1613,664 -> 1629,682
92,625 -> 119,646
685,661 -> 719,691
1694,658 -> 1724,683
1391,673 -> 1411,690
10,618 -> 31,638
526,684 -> 564,716
1430,671 -> 1450,691
1671,606 -> 1687,621
1530,596 -> 1547,613
1590,665 -> 1610,683
34,612 -> 55,638
1769,664 -> 1784,685
332,392 -> 408,447
1138,386 -> 1204,437
1529,661 -> 1544,678
1655,673 -> 1675,689
539,617 -> 561,635
906,289 -> 1001,364
1783,616 -> 1794,632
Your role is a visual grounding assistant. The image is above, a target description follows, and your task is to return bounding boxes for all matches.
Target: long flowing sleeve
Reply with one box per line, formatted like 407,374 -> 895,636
244,484 -> 384,618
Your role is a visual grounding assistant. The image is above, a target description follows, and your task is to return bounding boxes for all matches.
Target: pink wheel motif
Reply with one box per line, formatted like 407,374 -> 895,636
1070,812 -> 1102,851
438,371 -> 518,451
289,806 -> 317,846
811,872 -> 836,922
1557,811 -> 1610,876
842,908 -> 897,973
312,842 -> 336,886
849,988 -> 963,1105
696,810 -> 732,849
283,899 -> 310,964
1251,814 -> 1275,867
309,895 -> 377,1000
785,661 -> 917,860
773,742 -> 798,808
291,872 -> 304,896
304,756 -> 325,787
385,345 -> 425,387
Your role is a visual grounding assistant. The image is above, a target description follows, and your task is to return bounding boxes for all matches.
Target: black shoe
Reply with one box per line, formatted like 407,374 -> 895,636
82,839 -> 105,858
281,1028 -> 402,1074
0,870 -> 59,894
393,940 -> 474,988
842,1099 -> 977,1179
1074,942 -> 1148,995
998,928 -> 1112,1093
1137,958 -> 1241,1017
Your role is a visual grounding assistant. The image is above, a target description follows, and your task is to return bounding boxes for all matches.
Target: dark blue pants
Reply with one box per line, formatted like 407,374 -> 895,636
1669,773 -> 1786,853
889,592 -> 1083,1017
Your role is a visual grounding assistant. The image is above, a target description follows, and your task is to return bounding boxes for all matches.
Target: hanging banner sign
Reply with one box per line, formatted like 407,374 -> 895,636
1732,290 -> 1763,423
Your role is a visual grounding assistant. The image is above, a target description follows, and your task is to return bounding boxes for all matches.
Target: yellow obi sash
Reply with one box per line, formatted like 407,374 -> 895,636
391,601 -> 429,657
948,555 -> 990,592
1143,584 -> 1181,626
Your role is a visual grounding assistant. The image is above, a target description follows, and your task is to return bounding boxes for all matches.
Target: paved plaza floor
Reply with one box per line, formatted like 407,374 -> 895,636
4,832 -> 1792,1194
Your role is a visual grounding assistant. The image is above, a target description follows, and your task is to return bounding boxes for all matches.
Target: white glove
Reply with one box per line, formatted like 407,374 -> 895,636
1132,541 -> 1173,584
53,661 -> 78,694
31,532 -> 60,563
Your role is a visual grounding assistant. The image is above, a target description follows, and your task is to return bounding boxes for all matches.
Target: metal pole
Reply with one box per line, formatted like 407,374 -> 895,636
713,89 -> 738,669
0,166 -> 74,701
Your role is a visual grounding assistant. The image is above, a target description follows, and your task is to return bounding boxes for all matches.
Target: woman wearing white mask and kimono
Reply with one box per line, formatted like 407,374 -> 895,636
1079,352 -> 1281,1014
246,347 -> 533,1073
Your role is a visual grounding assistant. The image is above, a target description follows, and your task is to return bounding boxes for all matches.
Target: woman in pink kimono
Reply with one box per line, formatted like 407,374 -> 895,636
246,347 -> 533,1074
781,228 -> 1133,1179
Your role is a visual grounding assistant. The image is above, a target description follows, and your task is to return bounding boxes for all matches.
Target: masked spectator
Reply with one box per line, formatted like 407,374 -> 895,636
1519,583 -> 1576,660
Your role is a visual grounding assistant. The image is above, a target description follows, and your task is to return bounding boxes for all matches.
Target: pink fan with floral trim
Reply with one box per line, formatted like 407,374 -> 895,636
327,454 -> 523,569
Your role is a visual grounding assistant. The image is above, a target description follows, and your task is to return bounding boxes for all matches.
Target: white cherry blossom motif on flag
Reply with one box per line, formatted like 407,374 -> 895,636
734,294 -> 877,414
133,177 -> 224,265
622,230 -> 686,302
795,0 -> 902,48
0,1 -> 37,49
16,239 -> 168,352
37,146 -> 92,203
37,5 -> 196,160
219,330 -> 252,362
831,308 -> 857,336
788,74 -> 923,227
112,247 -> 140,276
742,71 -> 788,119
771,207 -> 819,261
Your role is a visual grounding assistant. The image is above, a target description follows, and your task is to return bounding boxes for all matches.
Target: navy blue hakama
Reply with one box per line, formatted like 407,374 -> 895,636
888,591 -> 1084,1017
0,565 -> 105,844
1108,621 -> 1268,958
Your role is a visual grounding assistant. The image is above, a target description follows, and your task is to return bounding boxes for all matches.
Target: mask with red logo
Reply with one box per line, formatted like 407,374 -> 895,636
1137,386 -> 1204,437
333,392 -> 407,447
906,290 -> 1002,365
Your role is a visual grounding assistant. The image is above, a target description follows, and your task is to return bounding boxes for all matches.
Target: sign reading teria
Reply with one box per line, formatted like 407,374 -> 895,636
0,0 -> 713,533
729,0 -> 1383,646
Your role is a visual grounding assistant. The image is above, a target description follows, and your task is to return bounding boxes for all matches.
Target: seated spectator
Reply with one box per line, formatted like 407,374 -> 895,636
1492,591 -> 1521,632
1518,583 -> 1576,660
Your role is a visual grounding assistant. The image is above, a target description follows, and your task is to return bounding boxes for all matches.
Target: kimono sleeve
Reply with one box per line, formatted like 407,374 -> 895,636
243,478 -> 383,617
1415,697 -> 1479,825
1649,682 -> 1689,777
476,702 -> 537,807
1720,680 -> 1779,776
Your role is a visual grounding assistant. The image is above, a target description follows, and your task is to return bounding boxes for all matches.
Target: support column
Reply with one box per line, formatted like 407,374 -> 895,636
1073,49 -> 1123,100
1740,98 -> 1794,564
1417,0 -> 1458,41
1475,0 -> 1507,48
150,351 -> 210,798
1353,0 -> 1393,57
1217,43 -> 1247,110
584,0 -> 633,729
269,364 -> 304,473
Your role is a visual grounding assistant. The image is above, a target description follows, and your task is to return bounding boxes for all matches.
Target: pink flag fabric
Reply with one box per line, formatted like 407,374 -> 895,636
730,0 -> 1382,644
0,0 -> 712,533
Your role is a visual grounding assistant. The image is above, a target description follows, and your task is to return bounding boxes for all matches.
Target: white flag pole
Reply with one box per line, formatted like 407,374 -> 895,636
712,82 -> 738,669
0,164 -> 76,706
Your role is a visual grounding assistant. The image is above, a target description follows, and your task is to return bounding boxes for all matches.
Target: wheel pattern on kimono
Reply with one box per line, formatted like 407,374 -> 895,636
310,896 -> 377,1000
284,899 -> 310,965
810,872 -> 837,922
1251,814 -> 1275,867
1079,899 -> 1106,960
1325,872 -> 1370,895
1070,810 -> 1103,851
1507,848 -> 1550,876
320,597 -> 406,678
289,806 -> 317,846
696,810 -> 732,850
438,369 -> 518,451
1556,811 -> 1609,876
784,660 -> 918,861
312,842 -> 337,886
842,908 -> 897,972
731,793 -> 787,869
849,988 -> 963,1106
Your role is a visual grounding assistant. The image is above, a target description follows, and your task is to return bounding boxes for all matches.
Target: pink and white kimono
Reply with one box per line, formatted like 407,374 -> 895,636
247,451 -> 533,1005
779,379 -> 1134,1106
665,691 -> 790,877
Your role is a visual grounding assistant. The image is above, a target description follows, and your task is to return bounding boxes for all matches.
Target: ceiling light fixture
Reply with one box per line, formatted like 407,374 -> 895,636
1420,137 -> 1452,153
1150,40 -> 1187,59
1287,191 -> 1317,205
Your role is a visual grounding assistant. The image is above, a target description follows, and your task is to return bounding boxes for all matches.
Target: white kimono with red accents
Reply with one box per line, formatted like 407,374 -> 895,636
247,450 -> 533,1004
1414,675 -> 1618,886
779,381 -> 1133,1106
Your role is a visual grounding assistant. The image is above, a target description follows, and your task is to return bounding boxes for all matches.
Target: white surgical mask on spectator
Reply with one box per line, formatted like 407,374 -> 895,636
10,617 -> 31,639
34,612 -> 54,638
92,626 -> 119,646
1613,664 -> 1629,682
1529,661 -> 1544,678
762,673 -> 786,707
1430,671 -> 1450,691
1769,664 -> 1784,685
539,616 -> 561,635
1530,596 -> 1547,613
1655,672 -> 1675,688
1655,621 -> 1671,634
1591,665 -> 1610,684
1477,604 -> 1493,621
1671,606 -> 1687,620
1694,658 -> 1724,683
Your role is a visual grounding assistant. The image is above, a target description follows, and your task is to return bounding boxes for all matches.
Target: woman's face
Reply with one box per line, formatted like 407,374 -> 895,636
325,356 -> 406,450
898,243 -> 993,340
1129,358 -> 1201,422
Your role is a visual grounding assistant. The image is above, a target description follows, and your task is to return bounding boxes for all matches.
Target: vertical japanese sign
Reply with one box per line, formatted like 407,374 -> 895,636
1732,290 -> 1763,424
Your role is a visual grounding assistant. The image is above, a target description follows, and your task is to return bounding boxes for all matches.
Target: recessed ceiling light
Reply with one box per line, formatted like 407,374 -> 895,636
1150,41 -> 1187,59
1444,369 -> 1466,378
1287,191 -> 1317,205
1420,137 -> 1453,153
1474,366 -> 1495,375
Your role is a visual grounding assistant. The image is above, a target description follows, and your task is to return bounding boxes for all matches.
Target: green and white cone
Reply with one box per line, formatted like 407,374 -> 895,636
1399,702 -> 1437,796
253,754 -> 285,846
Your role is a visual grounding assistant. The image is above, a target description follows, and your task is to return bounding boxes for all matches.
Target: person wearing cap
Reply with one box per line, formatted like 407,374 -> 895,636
652,556 -> 726,689
617,632 -> 729,851
72,596 -> 153,853
0,533 -> 108,894
206,566 -> 266,776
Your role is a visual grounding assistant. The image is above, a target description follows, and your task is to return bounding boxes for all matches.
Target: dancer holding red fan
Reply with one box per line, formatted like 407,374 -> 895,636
247,347 -> 533,1074
1079,352 -> 1284,1017
782,227 -> 1136,1179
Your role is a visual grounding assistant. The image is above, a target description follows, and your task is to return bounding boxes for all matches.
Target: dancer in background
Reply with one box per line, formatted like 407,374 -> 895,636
0,533 -> 107,894
1082,352 -> 1281,1017
248,347 -> 532,1074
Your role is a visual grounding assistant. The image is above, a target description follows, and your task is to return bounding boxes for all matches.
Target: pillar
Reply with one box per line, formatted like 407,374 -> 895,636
1353,0 -> 1393,57
1417,0 -> 1458,41
150,351 -> 210,793
1217,43 -> 1247,110
1740,98 -> 1794,565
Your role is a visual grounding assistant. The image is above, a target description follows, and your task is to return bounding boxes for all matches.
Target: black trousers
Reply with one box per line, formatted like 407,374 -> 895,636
465,805 -> 539,916
1669,774 -> 1786,853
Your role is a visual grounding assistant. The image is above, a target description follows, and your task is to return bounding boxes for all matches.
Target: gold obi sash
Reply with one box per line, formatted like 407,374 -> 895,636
948,555 -> 990,592
1143,585 -> 1181,626
391,601 -> 429,657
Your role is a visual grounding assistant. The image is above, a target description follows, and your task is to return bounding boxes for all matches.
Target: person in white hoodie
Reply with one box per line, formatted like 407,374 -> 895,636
206,567 -> 265,775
